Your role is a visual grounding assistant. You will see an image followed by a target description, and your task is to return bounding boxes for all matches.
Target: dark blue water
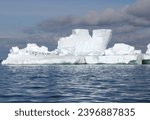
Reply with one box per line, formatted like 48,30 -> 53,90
0,64 -> 150,103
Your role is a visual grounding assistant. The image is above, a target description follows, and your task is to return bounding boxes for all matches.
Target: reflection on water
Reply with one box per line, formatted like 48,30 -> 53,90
0,65 -> 150,102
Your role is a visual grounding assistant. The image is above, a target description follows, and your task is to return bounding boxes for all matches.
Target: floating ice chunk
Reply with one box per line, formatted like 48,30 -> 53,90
143,44 -> 150,64
2,29 -> 145,65
105,43 -> 141,55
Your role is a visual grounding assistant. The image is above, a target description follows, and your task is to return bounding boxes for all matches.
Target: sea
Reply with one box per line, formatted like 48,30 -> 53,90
0,64 -> 150,103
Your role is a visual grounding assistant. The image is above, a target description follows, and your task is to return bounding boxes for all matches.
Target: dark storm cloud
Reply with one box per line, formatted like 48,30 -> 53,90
37,8 -> 127,30
126,0 -> 150,19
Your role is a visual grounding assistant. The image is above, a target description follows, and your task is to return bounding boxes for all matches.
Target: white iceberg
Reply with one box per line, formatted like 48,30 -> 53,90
1,29 -> 143,65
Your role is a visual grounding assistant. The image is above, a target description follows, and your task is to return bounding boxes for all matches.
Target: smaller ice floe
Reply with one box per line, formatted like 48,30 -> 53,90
142,44 -> 150,64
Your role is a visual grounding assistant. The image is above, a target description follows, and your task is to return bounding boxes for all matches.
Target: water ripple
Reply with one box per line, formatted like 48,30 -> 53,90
0,65 -> 150,102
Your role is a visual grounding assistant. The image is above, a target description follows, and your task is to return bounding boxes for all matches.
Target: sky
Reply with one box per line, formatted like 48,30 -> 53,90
0,0 -> 150,59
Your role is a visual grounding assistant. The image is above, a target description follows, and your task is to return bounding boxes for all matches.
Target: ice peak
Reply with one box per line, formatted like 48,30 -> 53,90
58,29 -> 112,55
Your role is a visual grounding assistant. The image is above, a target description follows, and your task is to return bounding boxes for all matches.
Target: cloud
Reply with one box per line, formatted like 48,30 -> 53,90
126,0 -> 150,19
23,0 -> 150,52
125,0 -> 150,27
37,8 -> 127,30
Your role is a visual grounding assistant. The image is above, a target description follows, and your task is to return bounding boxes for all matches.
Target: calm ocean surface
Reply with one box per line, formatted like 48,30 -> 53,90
0,64 -> 150,103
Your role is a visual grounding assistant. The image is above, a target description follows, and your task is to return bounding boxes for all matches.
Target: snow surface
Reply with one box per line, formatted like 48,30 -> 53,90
1,29 -> 145,65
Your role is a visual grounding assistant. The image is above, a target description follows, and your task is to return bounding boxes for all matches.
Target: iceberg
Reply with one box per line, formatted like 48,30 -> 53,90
1,29 -> 144,65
